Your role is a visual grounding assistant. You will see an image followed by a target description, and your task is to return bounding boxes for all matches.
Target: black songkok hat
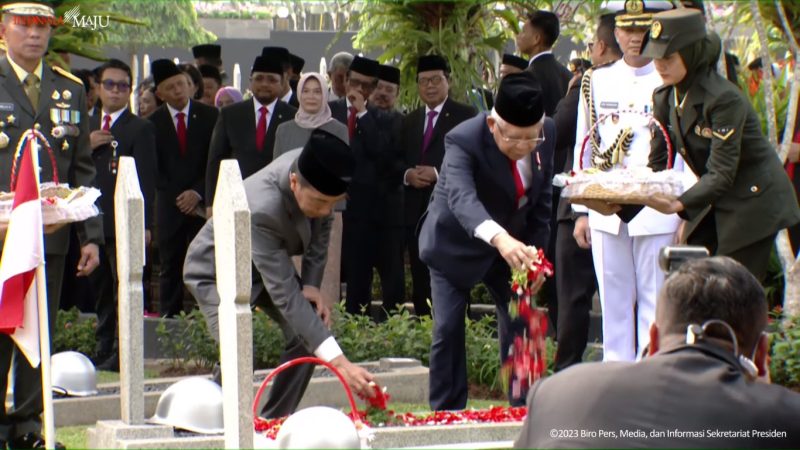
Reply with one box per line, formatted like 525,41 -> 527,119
348,56 -> 379,78
151,59 -> 183,88
417,54 -> 449,73
192,44 -> 221,60
297,129 -> 355,196
251,56 -> 284,75
289,53 -> 305,73
261,46 -> 290,66
501,53 -> 529,71
377,64 -> 400,85
198,64 -> 222,82
494,72 -> 544,127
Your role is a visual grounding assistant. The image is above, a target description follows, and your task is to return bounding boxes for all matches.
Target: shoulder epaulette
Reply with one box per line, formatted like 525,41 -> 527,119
52,65 -> 84,86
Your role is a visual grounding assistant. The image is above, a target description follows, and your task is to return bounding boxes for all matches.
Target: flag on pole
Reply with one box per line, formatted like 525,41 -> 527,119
0,132 -> 44,367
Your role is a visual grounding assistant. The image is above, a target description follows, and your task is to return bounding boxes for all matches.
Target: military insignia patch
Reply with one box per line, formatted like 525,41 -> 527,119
0,103 -> 14,112
651,21 -> 662,39
6,114 -> 15,125
712,126 -> 735,141
51,90 -> 60,101
62,90 -> 72,100
0,132 -> 8,149
625,0 -> 644,14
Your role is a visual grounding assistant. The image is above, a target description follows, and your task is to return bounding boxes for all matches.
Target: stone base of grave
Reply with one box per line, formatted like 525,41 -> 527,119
87,420 -> 175,449
371,423 -> 522,448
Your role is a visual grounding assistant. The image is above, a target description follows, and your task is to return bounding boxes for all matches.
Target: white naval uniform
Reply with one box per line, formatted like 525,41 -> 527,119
572,59 -> 683,362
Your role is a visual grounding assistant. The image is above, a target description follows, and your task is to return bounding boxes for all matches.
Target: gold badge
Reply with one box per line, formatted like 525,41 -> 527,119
51,90 -> 60,101
625,0 -> 644,14
62,90 -> 72,100
651,21 -> 662,39
55,102 -> 70,109
62,140 -> 69,151
702,127 -> 713,138
6,114 -> 15,125
0,132 -> 8,149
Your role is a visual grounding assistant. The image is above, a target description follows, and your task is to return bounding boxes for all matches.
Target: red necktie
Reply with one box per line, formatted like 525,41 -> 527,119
256,106 -> 268,152
509,158 -> 525,205
176,112 -> 187,156
102,114 -> 111,131
348,106 -> 357,139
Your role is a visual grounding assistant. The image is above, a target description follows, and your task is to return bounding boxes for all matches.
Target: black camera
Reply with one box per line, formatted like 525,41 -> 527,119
658,245 -> 710,273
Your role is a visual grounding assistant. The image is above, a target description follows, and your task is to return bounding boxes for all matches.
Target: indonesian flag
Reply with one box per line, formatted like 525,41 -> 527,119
0,133 -> 44,368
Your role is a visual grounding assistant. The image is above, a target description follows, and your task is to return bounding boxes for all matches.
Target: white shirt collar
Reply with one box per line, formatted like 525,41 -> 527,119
425,97 -> 447,115
528,50 -> 552,65
618,58 -> 656,77
254,96 -> 278,115
166,101 -> 190,119
100,106 -> 127,129
6,54 -> 43,84
281,90 -> 293,104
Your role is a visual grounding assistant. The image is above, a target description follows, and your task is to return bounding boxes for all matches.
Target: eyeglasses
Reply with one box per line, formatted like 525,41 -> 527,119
347,77 -> 377,90
417,75 -> 445,87
101,80 -> 131,92
495,123 -> 546,146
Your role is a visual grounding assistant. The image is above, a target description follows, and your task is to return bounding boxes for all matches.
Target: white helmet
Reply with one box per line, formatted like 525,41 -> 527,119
275,406 -> 360,449
148,377 -> 224,434
51,351 -> 98,397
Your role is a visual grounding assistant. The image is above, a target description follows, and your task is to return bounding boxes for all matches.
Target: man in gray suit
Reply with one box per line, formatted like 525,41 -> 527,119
515,256 -> 800,449
184,129 -> 374,418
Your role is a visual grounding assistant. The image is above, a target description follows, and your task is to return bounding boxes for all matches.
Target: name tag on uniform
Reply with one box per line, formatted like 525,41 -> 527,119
600,101 -> 618,109
0,103 -> 14,112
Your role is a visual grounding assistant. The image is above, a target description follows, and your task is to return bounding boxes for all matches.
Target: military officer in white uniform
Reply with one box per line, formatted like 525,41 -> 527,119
572,0 -> 677,362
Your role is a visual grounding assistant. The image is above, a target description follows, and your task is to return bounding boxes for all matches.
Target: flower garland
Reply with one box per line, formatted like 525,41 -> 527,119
502,247 -> 553,403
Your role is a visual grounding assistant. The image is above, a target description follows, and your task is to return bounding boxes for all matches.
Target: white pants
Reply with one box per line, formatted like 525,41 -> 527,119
591,224 -> 674,362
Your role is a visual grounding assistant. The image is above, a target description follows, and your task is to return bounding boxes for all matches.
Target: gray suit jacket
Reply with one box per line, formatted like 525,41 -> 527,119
515,344 -> 800,449
184,149 -> 332,350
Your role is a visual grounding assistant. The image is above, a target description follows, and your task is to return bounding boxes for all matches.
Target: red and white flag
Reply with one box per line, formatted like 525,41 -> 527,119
0,134 -> 44,367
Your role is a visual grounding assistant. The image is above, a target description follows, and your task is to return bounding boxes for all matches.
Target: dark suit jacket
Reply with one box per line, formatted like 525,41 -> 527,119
0,57 -> 102,254
649,70 -> 800,254
329,98 -> 404,224
526,53 -> 572,117
553,85 -> 580,222
515,344 -> 800,448
418,113 -> 556,289
149,100 -> 217,235
206,98 -> 296,205
401,98 -> 477,227
90,109 -> 156,238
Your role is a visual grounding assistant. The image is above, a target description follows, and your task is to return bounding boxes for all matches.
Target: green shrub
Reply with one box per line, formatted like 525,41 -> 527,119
53,308 -> 96,356
770,314 -> 800,389
155,310 -> 219,370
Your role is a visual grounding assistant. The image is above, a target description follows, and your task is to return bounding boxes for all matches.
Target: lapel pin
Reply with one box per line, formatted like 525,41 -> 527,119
62,90 -> 72,100
6,114 -> 15,125
51,90 -> 60,100
702,127 -> 713,139
62,140 -> 69,151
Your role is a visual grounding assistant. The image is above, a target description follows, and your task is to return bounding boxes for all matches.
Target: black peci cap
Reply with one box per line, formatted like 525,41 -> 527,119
297,129 -> 355,196
494,72 -> 544,127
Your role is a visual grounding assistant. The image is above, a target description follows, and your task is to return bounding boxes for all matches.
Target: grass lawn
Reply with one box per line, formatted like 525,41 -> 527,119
55,398 -> 512,448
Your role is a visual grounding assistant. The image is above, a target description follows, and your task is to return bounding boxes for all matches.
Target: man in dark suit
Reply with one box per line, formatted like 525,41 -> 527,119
516,9 -> 571,116
149,59 -> 218,317
0,3 -> 102,447
88,59 -> 157,371
206,55 -> 296,211
329,56 -> 404,315
515,257 -> 800,449
262,47 -> 298,108
401,55 -> 477,316
185,130 -> 375,418
418,72 -> 555,410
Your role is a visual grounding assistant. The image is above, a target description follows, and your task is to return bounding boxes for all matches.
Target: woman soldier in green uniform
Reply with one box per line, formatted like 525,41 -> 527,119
640,8 -> 800,279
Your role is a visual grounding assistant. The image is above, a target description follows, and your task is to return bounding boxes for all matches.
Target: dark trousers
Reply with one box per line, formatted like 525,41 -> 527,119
0,254 -> 65,440
428,261 -> 516,410
158,215 -> 204,317
343,214 -> 404,315
58,226 -> 95,313
554,220 -> 597,371
541,189 -> 561,334
405,226 -> 431,316
90,240 -> 117,356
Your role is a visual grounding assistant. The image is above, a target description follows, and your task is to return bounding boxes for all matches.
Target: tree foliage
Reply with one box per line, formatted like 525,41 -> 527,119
104,0 -> 216,52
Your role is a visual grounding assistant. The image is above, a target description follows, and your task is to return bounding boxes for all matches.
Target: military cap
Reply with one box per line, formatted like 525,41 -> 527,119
642,8 -> 707,59
0,1 -> 54,17
494,72 -> 544,127
377,64 -> 400,85
348,56 -> 379,78
192,44 -> 221,60
606,0 -> 673,28
297,129 -> 355,196
502,54 -> 529,71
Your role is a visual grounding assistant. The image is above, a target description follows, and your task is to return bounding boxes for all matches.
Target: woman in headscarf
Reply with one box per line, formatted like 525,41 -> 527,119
641,8 -> 800,279
214,86 -> 243,109
273,72 -> 348,160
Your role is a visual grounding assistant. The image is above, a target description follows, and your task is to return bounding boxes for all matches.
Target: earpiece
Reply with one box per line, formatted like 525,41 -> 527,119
685,320 -> 759,380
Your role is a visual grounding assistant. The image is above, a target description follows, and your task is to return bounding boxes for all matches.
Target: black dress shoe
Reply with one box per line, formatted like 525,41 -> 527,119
7,433 -> 65,450
96,352 -> 119,372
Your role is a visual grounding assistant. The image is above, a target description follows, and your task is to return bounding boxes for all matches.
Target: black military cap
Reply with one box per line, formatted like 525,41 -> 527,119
502,54 -> 529,71
642,8 -> 707,59
494,72 -> 544,127
348,56 -> 379,78
297,129 -> 355,196
192,44 -> 221,60
289,53 -> 305,74
377,64 -> 400,85
261,46 -> 290,66
251,56 -> 283,75
417,55 -> 449,74
151,59 -> 183,87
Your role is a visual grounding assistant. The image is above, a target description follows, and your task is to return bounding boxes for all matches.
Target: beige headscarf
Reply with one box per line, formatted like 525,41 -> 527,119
295,72 -> 334,129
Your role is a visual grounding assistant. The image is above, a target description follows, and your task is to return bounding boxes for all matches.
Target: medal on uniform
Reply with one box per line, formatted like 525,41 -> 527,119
109,140 -> 119,174
6,114 -> 15,125
0,123 -> 8,149
71,110 -> 80,124
51,90 -> 60,101
702,127 -> 713,138
612,112 -> 620,124
51,108 -> 60,125
60,109 -> 69,123
62,140 -> 69,151
62,90 -> 72,100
